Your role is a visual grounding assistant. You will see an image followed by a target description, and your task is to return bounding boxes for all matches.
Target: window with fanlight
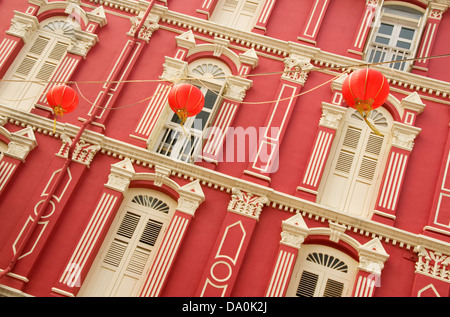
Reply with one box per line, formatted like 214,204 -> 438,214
78,189 -> 177,297
154,59 -> 230,163
365,4 -> 425,71
0,17 -> 77,112
286,245 -> 358,297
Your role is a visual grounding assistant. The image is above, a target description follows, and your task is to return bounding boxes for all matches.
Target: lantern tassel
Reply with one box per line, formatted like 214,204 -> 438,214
53,118 -> 57,134
176,110 -> 190,137
359,110 -> 383,136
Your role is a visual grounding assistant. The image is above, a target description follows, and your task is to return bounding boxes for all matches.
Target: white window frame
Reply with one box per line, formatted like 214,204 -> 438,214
317,107 -> 393,219
210,0 -> 266,32
0,17 -> 77,112
78,188 -> 177,297
286,245 -> 358,297
365,3 -> 425,71
154,59 -> 230,163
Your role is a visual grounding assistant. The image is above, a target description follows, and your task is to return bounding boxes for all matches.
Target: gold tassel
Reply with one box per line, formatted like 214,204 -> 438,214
176,109 -> 190,137
359,109 -> 383,136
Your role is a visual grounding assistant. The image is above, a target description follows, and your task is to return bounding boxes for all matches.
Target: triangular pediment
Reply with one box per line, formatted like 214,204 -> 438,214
111,157 -> 135,173
12,126 -> 36,141
180,179 -> 204,197
282,213 -> 309,236
359,238 -> 389,257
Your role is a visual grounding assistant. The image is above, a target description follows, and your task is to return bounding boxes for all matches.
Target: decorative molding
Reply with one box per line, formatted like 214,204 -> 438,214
105,158 -> 135,193
175,30 -> 196,50
177,179 -> 205,216
280,213 -> 309,249
154,165 -> 171,187
223,76 -> 253,102
6,11 -> 39,43
4,126 -> 37,162
1,106 -> 450,258
391,122 -> 422,151
68,30 -> 99,58
414,245 -> 450,282
329,221 -> 347,243
281,54 -> 313,85
71,140 -> 101,166
401,92 -> 426,115
239,48 -> 259,69
86,5 -> 108,27
227,188 -> 268,220
358,238 -> 389,275
128,16 -> 159,43
213,37 -> 230,57
160,56 -> 188,82
319,102 -> 346,130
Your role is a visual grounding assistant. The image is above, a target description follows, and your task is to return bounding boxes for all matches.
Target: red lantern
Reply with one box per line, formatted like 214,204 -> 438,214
167,84 -> 205,125
342,68 -> 390,135
46,85 -> 79,133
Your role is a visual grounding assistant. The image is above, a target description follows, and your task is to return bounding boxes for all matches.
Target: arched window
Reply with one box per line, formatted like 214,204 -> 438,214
286,245 -> 358,297
78,189 -> 177,297
154,58 -> 230,163
210,0 -> 266,32
365,4 -> 425,71
317,107 -> 393,219
0,17 -> 76,111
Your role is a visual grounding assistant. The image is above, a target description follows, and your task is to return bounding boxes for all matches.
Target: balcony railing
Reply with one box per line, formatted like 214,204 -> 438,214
366,42 -> 413,71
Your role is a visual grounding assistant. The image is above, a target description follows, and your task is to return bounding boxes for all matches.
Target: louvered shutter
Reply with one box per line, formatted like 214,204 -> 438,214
296,271 -> 319,297
0,34 -> 69,111
321,125 -> 362,211
323,279 -> 344,297
346,131 -> 384,216
321,120 -> 386,217
88,210 -> 165,296
211,0 -> 263,31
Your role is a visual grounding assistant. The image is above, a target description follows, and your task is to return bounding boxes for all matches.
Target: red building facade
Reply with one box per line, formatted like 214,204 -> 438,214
0,0 -> 449,298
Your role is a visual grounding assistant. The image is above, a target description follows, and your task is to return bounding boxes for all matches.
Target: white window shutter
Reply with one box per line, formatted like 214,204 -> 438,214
320,117 -> 387,218
0,33 -> 69,111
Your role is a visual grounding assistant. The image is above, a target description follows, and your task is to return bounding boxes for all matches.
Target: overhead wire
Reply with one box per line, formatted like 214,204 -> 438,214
0,52 -> 448,109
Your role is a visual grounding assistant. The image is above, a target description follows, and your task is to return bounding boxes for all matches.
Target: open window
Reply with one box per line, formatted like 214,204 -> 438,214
154,59 -> 230,163
365,4 -> 425,71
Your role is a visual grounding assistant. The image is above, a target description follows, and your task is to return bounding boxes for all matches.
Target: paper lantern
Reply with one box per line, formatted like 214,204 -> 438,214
342,68 -> 390,135
46,85 -> 79,133
167,84 -> 205,125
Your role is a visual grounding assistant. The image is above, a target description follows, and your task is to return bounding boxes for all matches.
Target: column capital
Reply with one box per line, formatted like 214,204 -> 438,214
160,56 -> 188,82
392,122 -> 421,151
223,76 -> 253,102
320,102 -> 347,130
428,2 -> 448,20
227,187 -> 268,220
6,11 -> 39,44
282,54 -> 313,85
414,245 -> 450,283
